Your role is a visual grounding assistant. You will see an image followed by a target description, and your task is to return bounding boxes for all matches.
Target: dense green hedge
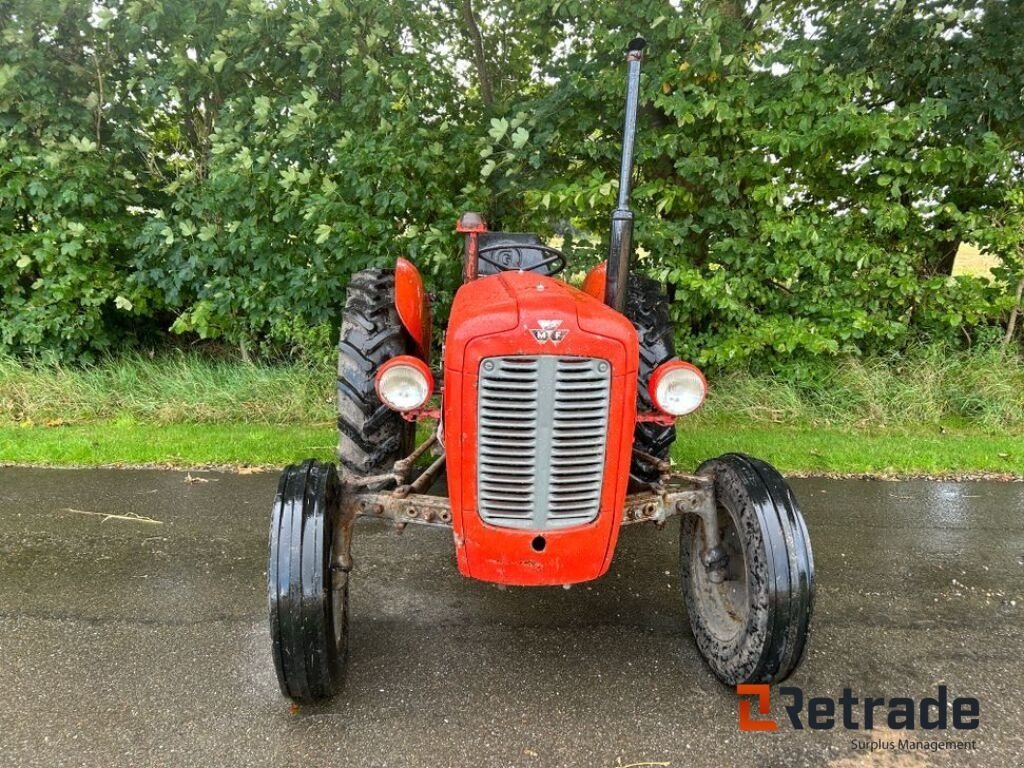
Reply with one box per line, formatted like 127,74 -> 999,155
2,0 -> 1022,363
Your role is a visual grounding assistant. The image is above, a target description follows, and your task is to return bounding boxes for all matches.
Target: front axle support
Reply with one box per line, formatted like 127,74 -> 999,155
341,450 -> 726,580
344,473 -> 717,537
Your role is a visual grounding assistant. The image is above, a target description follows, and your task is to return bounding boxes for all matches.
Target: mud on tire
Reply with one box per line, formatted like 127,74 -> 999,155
337,269 -> 414,487
680,454 -> 815,685
625,272 -> 677,483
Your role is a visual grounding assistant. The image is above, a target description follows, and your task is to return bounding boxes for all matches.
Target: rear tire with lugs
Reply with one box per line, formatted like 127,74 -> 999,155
337,269 -> 414,487
625,272 -> 677,483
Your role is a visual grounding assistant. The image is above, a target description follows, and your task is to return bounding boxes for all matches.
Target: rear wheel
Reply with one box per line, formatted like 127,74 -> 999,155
625,272 -> 677,483
337,269 -> 415,487
268,460 -> 348,702
680,454 -> 814,684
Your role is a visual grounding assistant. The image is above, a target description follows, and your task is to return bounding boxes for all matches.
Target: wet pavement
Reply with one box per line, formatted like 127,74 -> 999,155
0,468 -> 1022,767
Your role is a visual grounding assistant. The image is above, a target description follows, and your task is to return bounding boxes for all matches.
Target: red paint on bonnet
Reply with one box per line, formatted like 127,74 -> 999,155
442,272 -> 639,586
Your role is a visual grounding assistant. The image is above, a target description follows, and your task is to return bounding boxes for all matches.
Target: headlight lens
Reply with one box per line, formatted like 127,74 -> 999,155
375,356 -> 433,411
649,361 -> 706,416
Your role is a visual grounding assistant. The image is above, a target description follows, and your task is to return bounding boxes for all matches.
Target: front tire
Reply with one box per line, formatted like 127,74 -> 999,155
680,454 -> 814,684
268,460 -> 348,702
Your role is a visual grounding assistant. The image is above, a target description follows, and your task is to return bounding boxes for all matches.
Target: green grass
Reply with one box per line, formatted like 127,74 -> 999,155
0,353 -> 334,425
703,346 -> 1024,430
1,349 -> 1022,476
0,422 -> 331,468
0,418 -> 1019,477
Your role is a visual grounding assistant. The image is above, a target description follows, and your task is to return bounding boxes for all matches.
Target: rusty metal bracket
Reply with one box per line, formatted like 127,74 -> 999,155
331,482 -> 358,590
631,447 -> 673,475
394,453 -> 446,498
339,432 -> 453,532
345,433 -> 443,491
620,483 -> 712,526
393,433 -> 438,476
343,492 -> 453,529
619,469 -> 727,582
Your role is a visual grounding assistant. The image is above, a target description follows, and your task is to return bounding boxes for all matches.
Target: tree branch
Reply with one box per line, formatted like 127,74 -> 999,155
1003,274 -> 1024,354
461,0 -> 493,107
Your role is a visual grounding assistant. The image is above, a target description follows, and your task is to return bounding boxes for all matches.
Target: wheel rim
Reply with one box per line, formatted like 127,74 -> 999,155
690,503 -> 749,644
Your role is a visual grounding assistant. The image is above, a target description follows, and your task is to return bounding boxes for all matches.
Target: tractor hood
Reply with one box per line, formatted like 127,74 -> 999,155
442,272 -> 639,586
443,272 -> 639,372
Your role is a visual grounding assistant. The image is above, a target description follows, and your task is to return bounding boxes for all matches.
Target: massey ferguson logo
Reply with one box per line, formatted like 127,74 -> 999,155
530,319 -> 569,345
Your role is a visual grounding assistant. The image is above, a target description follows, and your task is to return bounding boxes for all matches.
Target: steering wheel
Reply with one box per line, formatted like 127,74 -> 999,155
477,244 -> 567,277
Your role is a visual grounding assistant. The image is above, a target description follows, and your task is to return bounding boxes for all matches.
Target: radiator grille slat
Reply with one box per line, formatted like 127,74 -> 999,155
477,356 -> 610,530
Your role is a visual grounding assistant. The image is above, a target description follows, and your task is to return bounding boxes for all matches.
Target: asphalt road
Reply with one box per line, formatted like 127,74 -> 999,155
1,467 -> 1022,767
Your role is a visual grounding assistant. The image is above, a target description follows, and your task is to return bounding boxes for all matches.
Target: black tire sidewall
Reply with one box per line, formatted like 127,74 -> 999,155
680,460 -> 771,685
268,460 -> 347,702
681,454 -> 814,685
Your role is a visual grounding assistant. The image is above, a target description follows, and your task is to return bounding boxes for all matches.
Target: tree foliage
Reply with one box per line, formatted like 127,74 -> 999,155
1,0 -> 1021,362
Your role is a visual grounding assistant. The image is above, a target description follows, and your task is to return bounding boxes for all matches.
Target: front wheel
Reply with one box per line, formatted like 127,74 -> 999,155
268,460 -> 349,702
680,454 -> 814,685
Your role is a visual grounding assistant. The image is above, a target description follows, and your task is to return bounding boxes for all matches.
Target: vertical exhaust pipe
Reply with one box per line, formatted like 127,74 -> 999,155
604,37 -> 646,313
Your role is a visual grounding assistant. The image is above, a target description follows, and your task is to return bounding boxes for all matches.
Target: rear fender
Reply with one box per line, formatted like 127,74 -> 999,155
582,261 -> 607,301
395,257 -> 432,362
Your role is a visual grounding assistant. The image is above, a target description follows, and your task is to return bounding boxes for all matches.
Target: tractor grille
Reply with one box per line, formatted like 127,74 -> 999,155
477,356 -> 611,530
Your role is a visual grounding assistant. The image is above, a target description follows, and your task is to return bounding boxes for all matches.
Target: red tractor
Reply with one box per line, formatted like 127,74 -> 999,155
267,38 -> 814,703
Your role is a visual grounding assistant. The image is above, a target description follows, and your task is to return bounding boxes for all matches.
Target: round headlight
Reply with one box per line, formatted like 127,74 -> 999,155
375,356 -> 433,412
649,361 -> 707,417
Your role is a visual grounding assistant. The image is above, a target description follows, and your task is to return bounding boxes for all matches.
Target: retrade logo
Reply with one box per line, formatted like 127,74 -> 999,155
737,684 -> 777,731
737,685 -> 980,732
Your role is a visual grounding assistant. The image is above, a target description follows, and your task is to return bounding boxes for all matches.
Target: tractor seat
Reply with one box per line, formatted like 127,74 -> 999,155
476,232 -> 566,277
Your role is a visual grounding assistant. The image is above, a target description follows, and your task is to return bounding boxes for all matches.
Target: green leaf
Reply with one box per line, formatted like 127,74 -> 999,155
253,96 -> 271,124
92,6 -> 116,30
69,136 -> 97,153
488,118 -> 509,142
210,50 -> 228,74
511,127 -> 529,149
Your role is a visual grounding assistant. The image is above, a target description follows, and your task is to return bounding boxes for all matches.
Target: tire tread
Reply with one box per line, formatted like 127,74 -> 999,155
625,273 -> 678,481
337,269 -> 414,485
